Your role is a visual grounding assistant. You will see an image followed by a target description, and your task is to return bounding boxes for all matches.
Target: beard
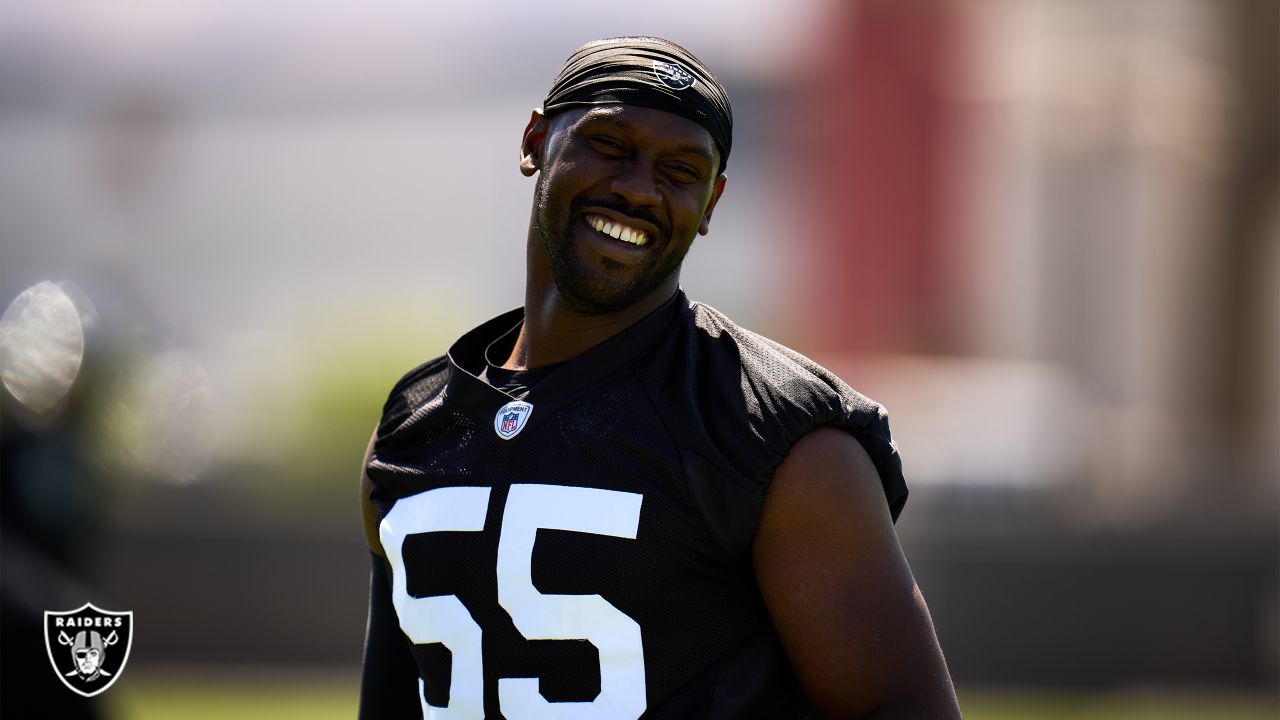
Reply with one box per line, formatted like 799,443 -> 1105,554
535,177 -> 686,314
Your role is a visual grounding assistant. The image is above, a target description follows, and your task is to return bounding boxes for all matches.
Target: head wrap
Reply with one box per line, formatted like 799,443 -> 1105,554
542,37 -> 733,173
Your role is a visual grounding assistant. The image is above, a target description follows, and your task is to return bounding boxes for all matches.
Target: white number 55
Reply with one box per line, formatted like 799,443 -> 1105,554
380,483 -> 646,720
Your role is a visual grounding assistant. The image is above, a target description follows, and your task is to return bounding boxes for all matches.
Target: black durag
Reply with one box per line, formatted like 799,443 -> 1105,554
542,37 -> 734,173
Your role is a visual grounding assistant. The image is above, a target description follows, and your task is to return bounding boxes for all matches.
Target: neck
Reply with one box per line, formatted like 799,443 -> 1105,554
501,226 -> 677,370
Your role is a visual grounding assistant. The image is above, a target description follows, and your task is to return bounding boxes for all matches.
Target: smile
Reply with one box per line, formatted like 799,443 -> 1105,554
585,213 -> 649,247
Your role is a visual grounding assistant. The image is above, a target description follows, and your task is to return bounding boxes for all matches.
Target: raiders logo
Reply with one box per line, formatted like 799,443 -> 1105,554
44,603 -> 134,697
652,60 -> 696,90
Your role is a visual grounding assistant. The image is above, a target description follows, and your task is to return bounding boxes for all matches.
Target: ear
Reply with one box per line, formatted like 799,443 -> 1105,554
520,109 -> 550,177
698,174 -> 728,236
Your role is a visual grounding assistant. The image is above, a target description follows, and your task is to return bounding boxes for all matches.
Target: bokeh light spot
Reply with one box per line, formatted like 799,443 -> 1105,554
0,280 -> 86,414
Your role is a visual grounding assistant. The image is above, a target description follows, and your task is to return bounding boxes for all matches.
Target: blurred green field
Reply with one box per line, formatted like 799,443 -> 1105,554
957,687 -> 1278,720
106,672 -> 1279,720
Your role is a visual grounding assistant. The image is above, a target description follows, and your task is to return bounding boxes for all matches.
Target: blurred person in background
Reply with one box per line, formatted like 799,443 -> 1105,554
357,36 -> 960,719
1,288 -> 107,720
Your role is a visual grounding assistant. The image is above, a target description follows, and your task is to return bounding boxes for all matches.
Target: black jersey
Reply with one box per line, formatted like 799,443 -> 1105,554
363,291 -> 907,719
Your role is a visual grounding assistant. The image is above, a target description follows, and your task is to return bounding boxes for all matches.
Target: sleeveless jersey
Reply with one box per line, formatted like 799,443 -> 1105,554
365,291 -> 908,719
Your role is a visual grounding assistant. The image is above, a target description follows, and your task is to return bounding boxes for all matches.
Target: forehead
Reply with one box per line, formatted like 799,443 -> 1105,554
557,105 -> 718,159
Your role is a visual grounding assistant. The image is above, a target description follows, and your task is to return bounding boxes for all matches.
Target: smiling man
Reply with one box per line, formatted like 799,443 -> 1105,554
359,37 -> 960,719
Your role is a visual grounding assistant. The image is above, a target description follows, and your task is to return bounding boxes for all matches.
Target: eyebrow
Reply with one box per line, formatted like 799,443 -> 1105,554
669,142 -> 716,164
582,115 -> 717,164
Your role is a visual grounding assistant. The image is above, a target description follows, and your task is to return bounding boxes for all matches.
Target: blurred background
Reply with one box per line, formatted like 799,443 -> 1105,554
1,0 -> 1276,718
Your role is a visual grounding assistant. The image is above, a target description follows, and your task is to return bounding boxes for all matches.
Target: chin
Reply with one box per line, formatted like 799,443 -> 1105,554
553,275 -> 642,314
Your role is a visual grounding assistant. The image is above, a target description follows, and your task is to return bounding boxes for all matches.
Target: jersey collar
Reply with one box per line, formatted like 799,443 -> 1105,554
444,290 -> 687,441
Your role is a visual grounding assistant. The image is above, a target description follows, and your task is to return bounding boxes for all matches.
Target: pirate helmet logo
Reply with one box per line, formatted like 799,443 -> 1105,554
44,602 -> 134,697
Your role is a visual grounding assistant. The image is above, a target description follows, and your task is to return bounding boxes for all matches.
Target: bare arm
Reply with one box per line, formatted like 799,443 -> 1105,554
752,426 -> 961,719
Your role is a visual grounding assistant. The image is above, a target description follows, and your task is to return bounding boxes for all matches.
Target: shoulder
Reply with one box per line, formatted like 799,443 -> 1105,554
376,355 -> 449,438
686,301 -> 890,443
685,300 -> 909,521
768,426 -> 885,511
755,428 -> 894,580
689,302 -> 848,397
361,355 -> 450,556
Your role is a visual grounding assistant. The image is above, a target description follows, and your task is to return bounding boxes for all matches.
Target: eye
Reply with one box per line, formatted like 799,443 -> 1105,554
589,136 -> 628,156
662,162 -> 701,183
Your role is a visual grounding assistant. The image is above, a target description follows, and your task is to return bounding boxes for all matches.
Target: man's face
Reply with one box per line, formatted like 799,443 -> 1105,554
527,104 -> 725,314
76,647 -> 101,675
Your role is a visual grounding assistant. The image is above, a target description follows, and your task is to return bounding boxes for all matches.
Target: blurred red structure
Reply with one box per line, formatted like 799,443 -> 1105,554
793,0 -> 966,354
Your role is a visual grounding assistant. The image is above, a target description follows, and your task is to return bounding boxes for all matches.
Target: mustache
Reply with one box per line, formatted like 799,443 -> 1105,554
573,196 -> 670,242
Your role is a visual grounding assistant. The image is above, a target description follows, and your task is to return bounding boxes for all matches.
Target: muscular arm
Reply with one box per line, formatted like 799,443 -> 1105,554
358,431 -> 422,720
752,427 -> 961,719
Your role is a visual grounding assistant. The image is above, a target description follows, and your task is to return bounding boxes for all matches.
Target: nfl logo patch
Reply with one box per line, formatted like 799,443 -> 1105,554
493,400 -> 533,440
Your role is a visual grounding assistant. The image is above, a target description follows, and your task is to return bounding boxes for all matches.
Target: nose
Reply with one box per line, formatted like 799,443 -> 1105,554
608,162 -> 661,208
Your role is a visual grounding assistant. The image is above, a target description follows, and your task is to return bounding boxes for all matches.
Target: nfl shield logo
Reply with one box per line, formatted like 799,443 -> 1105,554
44,602 -> 134,697
493,400 -> 533,440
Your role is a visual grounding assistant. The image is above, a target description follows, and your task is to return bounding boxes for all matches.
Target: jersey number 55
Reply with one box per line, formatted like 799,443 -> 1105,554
380,483 -> 646,720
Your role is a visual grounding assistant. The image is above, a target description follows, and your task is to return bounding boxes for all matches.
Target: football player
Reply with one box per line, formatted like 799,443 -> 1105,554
359,36 -> 961,719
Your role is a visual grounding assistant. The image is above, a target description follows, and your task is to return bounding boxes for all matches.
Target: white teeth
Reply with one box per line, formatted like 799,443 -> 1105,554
587,214 -> 648,246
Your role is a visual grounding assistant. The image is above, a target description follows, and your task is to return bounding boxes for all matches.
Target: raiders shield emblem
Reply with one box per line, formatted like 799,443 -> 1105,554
44,603 -> 133,697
